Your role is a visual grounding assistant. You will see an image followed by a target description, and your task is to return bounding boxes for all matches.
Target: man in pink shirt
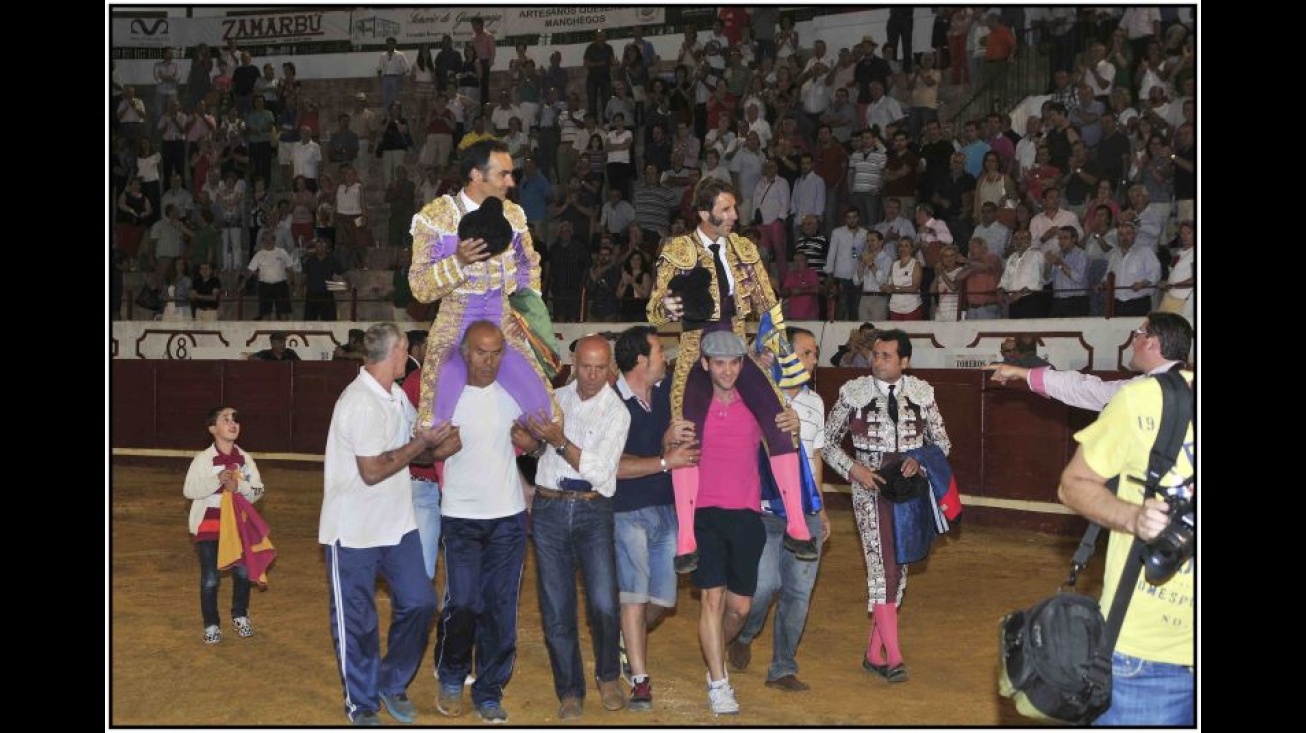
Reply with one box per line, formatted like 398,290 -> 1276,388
470,17 -> 496,105
691,330 -> 800,716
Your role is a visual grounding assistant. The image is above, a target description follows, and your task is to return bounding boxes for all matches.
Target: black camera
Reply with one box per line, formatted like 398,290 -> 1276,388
1142,482 -> 1195,584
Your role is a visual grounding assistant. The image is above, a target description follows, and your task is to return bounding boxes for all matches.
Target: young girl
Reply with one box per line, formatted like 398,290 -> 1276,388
182,407 -> 268,644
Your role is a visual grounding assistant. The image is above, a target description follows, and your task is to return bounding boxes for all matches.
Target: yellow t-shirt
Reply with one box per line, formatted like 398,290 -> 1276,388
1074,371 -> 1194,666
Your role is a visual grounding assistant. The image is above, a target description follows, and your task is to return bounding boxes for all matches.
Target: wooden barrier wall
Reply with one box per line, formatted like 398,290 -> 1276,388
110,361 -> 1130,534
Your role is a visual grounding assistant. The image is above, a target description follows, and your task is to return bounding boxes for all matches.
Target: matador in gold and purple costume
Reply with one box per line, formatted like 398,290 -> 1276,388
408,191 -> 558,428
647,225 -> 813,559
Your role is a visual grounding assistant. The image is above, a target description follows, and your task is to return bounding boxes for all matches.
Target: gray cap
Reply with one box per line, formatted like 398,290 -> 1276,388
701,331 -> 748,358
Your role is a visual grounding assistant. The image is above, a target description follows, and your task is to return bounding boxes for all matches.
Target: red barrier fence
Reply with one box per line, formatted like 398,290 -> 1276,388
111,361 -> 1129,533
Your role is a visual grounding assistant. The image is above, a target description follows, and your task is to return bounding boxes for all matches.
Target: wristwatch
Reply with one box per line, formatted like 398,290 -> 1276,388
554,439 -> 570,457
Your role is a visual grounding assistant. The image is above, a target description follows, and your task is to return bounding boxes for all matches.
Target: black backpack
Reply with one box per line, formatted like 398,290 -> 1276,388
998,369 -> 1193,725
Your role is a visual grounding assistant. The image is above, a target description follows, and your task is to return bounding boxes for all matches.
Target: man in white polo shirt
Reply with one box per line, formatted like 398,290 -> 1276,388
321,323 -> 457,726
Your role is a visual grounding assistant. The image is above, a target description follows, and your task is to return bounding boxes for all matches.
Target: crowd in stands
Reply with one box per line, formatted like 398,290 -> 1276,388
110,7 -> 1195,325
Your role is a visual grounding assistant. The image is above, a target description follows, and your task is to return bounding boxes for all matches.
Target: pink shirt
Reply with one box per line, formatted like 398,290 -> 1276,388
472,31 -> 496,65
697,396 -> 762,511
782,269 -> 820,320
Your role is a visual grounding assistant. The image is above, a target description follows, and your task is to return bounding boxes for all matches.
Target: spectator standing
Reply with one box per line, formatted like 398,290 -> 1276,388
469,17 -> 496,104
302,239 -> 345,321
824,208 -> 869,321
1106,218 -> 1161,317
998,229 -> 1048,319
243,230 -> 295,321
377,37 -> 410,112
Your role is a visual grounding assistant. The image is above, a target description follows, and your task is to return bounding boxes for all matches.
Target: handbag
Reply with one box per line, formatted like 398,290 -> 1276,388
998,370 -> 1193,724
752,180 -> 774,226
134,284 -> 161,312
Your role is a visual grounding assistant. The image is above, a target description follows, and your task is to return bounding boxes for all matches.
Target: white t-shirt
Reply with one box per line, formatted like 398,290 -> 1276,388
889,259 -> 922,314
441,382 -> 526,520
605,129 -> 632,165
1167,248 -> 1193,300
248,247 -> 294,283
320,370 -> 419,548
291,140 -> 322,179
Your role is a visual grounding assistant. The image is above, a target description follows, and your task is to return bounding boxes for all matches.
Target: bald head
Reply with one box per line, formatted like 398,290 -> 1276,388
573,336 -> 614,399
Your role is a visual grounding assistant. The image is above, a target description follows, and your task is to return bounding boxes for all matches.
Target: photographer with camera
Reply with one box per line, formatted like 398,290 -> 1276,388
829,323 -> 878,368
1055,313 -> 1194,726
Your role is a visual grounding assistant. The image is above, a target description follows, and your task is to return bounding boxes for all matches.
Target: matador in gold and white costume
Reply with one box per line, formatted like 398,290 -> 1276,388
647,182 -> 813,563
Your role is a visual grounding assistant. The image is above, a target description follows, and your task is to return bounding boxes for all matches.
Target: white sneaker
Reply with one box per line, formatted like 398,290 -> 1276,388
233,616 -> 254,638
203,625 -> 222,644
706,673 -> 739,715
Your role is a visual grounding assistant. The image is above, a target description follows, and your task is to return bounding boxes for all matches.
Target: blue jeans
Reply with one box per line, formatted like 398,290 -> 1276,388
381,75 -> 402,111
1093,651 -> 1194,726
965,303 -> 1003,320
435,513 -> 527,706
737,512 -> 824,681
196,539 -> 250,627
531,495 -> 621,700
614,504 -> 678,608
411,478 -> 442,580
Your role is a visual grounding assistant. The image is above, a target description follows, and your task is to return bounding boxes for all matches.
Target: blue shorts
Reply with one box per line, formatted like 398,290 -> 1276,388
614,504 -> 678,608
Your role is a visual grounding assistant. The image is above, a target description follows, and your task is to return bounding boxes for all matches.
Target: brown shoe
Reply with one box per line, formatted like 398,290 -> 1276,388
765,674 -> 811,692
597,677 -> 627,711
557,696 -> 583,720
727,640 -> 751,671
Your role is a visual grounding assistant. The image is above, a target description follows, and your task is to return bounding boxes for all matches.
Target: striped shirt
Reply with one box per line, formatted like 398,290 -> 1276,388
632,182 -> 679,233
848,146 -> 887,193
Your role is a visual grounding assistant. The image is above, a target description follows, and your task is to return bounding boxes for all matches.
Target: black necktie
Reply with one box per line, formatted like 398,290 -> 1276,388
708,242 -> 730,295
886,384 -> 899,423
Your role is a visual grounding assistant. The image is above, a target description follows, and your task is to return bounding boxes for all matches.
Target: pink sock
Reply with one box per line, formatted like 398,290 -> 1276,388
872,603 -> 903,667
768,453 -> 812,541
866,621 -> 885,665
672,466 -> 699,556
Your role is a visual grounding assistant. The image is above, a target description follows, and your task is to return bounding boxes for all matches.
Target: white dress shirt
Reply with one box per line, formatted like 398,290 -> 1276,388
533,381 -> 631,498
999,247 -> 1047,293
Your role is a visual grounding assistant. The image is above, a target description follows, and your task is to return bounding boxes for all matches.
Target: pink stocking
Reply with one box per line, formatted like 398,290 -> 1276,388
672,466 -> 699,556
768,453 -> 812,541
872,603 -> 903,667
866,620 -> 885,665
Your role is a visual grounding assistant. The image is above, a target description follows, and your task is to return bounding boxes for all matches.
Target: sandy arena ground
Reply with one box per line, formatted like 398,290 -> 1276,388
110,461 -> 1099,727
